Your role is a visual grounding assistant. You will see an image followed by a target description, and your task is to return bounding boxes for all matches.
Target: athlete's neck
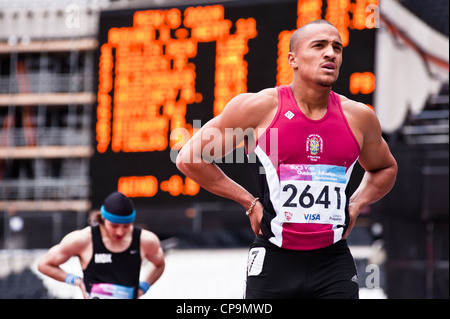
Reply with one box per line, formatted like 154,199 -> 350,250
289,82 -> 331,119
99,224 -> 134,253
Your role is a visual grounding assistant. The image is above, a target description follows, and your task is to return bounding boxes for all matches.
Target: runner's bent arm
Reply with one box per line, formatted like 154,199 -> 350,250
37,228 -> 90,298
138,230 -> 165,297
176,90 -> 276,234
344,103 -> 397,238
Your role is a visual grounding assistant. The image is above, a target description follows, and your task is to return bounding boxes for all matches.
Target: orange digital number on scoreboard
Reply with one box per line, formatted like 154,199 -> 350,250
118,175 -> 200,197
97,5 -> 258,155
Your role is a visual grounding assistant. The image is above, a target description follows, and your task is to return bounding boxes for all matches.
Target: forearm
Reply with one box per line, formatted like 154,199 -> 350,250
177,159 -> 255,209
37,262 -> 69,282
37,246 -> 73,283
142,262 -> 165,286
349,164 -> 397,212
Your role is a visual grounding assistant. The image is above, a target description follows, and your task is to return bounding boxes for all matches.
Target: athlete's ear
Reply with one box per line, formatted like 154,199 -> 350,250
288,52 -> 298,68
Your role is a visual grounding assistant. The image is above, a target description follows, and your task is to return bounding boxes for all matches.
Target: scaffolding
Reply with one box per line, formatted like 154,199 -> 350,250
0,1 -> 102,248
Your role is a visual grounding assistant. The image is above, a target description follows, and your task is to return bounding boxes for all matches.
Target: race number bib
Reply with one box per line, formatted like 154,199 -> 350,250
90,283 -> 134,299
279,164 -> 347,225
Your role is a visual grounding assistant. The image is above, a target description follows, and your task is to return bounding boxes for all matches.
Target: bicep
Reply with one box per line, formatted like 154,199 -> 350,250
42,231 -> 87,266
141,233 -> 165,267
41,243 -> 73,267
359,137 -> 395,172
147,246 -> 165,267
178,94 -> 258,163
358,111 -> 396,172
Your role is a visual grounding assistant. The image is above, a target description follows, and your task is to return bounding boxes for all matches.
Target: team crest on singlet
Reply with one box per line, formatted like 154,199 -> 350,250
285,211 -> 293,221
306,134 -> 323,161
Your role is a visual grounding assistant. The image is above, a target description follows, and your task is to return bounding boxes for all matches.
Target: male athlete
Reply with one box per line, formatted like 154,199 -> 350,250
38,191 -> 165,299
176,20 -> 397,298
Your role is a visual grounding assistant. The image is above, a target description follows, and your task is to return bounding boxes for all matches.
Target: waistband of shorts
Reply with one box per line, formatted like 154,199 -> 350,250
252,234 -> 349,252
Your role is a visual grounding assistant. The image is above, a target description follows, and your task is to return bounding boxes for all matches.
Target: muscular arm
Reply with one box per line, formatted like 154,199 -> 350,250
37,227 -> 91,298
343,102 -> 398,238
176,89 -> 277,234
138,230 -> 165,297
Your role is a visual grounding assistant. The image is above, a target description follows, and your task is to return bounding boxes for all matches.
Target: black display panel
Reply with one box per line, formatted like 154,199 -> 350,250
91,0 -> 377,213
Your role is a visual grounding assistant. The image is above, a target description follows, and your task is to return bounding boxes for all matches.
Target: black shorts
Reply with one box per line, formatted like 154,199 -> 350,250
245,235 -> 359,299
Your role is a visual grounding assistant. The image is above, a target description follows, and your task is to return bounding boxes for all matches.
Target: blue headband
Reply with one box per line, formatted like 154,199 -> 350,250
101,205 -> 136,224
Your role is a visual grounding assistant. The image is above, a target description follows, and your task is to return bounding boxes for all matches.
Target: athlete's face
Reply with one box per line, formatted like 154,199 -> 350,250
103,220 -> 133,241
289,24 -> 343,87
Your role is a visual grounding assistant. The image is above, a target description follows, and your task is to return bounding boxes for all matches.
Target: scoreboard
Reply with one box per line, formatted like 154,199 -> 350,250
91,0 -> 378,211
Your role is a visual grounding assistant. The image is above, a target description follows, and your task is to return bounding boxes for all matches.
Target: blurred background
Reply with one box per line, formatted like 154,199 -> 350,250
0,0 -> 448,299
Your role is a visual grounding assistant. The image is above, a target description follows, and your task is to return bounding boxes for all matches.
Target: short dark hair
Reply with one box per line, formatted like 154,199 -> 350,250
289,19 -> 335,51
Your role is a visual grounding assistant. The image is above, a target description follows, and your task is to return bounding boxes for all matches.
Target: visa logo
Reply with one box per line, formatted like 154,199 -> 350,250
304,213 -> 320,221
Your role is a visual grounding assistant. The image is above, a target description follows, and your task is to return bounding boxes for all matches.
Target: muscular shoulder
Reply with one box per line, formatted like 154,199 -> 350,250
140,229 -> 164,264
229,88 -> 277,107
339,94 -> 381,145
140,229 -> 161,250
339,94 -> 375,119
218,88 -> 278,129
59,226 -> 92,255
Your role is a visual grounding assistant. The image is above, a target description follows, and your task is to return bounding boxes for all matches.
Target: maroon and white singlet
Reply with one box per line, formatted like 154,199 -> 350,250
248,85 -> 361,250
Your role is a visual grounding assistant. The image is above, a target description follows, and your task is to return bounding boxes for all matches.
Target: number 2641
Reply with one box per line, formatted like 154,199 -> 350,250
282,184 -> 342,210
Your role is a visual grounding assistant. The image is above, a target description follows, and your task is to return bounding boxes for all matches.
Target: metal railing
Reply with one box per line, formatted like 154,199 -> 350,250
0,177 -> 90,200
0,128 -> 91,147
0,73 -> 94,94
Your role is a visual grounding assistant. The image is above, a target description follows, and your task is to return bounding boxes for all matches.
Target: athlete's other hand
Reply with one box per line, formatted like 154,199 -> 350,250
342,202 -> 361,239
138,289 -> 146,298
75,277 -> 89,299
249,201 -> 264,236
